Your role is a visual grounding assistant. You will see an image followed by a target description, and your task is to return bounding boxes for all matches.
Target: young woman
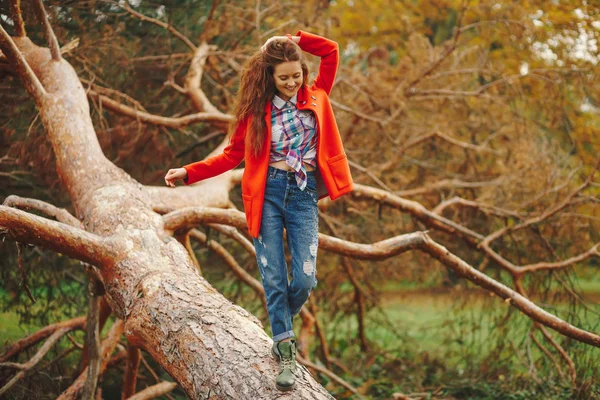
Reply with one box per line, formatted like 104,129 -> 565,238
164,31 -> 353,391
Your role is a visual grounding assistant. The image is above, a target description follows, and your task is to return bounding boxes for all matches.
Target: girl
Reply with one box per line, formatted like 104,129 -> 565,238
164,31 -> 353,391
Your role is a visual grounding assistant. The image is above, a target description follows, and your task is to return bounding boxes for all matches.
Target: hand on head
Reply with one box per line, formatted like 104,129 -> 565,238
164,168 -> 188,188
261,35 -> 293,52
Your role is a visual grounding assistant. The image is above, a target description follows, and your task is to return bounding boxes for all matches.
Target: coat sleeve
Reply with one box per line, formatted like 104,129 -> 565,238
295,30 -> 339,95
182,119 -> 247,185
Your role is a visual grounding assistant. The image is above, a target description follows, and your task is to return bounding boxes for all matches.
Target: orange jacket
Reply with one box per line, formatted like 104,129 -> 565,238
183,31 -> 353,238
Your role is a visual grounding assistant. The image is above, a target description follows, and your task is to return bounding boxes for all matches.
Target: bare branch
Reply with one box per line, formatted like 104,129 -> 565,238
297,355 -> 364,399
517,244 -> 600,274
433,196 -> 522,218
88,89 -> 233,127
4,195 -> 83,228
162,207 -> 248,233
481,170 -> 598,248
57,320 -> 125,400
420,235 -> 600,348
535,324 -> 576,383
351,184 -> 484,244
403,0 -> 467,94
119,1 -> 196,51
33,0 -> 61,61
77,297 -> 111,375
10,0 -> 26,37
82,279 -> 103,400
184,41 -> 220,114
0,327 -> 70,397
164,206 -> 600,347
395,178 -> 502,198
530,330 -> 565,381
126,381 -> 178,400
139,354 -> 178,400
330,99 -> 382,123
175,232 -> 202,274
0,25 -> 47,101
122,344 -> 141,399
189,228 -> 265,307
0,317 -> 86,362
16,243 -> 35,303
0,205 -> 114,267
207,223 -> 256,256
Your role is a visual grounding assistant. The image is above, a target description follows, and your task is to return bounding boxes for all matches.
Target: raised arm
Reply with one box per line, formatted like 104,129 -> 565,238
295,31 -> 339,95
183,119 -> 247,185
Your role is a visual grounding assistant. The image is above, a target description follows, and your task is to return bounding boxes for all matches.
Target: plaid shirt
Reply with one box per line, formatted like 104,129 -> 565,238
270,94 -> 318,190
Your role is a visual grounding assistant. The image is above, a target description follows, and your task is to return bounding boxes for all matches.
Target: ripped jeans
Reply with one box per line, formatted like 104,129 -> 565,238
253,166 -> 319,342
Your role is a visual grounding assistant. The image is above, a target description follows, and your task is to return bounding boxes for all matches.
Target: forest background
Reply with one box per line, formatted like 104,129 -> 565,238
1,0 -> 599,399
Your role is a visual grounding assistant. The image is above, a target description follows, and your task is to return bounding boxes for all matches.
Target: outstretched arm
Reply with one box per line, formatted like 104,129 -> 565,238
172,119 -> 247,186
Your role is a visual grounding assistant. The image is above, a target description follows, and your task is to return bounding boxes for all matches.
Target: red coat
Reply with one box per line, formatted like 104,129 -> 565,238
183,31 -> 354,238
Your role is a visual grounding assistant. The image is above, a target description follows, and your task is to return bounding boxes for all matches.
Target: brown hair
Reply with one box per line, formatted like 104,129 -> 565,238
232,39 -> 309,157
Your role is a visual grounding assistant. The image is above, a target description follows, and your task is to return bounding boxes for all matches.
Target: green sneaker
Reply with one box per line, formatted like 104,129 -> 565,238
275,340 -> 297,391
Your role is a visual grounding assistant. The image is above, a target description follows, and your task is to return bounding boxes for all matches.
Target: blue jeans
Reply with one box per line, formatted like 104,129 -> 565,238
253,166 -> 319,342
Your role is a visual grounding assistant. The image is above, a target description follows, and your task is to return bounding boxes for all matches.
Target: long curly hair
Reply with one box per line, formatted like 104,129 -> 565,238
232,39 -> 309,158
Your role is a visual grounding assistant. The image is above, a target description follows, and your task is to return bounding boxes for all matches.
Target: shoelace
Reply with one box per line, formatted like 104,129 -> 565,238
280,353 -> 296,370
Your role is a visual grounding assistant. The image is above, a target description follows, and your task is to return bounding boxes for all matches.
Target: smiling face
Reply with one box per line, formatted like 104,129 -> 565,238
273,61 -> 303,101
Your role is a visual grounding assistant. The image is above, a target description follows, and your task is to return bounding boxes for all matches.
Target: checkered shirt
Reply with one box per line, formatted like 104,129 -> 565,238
270,94 -> 318,190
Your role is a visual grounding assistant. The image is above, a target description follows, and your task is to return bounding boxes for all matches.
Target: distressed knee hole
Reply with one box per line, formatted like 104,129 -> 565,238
260,255 -> 268,267
303,260 -> 314,275
309,244 -> 318,257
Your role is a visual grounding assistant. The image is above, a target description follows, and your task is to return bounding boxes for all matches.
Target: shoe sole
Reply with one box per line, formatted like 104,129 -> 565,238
276,383 -> 295,392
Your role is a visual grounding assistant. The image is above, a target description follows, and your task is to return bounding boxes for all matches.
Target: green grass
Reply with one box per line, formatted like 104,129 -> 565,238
0,311 -> 44,345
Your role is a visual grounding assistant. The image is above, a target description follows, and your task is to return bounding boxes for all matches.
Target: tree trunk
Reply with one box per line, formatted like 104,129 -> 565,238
7,36 -> 332,399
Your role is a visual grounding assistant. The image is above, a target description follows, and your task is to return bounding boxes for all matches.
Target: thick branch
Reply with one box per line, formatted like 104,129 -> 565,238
0,27 -> 46,101
162,207 -> 248,232
185,41 -> 220,114
33,0 -> 61,60
4,195 -> 83,228
0,206 -> 114,267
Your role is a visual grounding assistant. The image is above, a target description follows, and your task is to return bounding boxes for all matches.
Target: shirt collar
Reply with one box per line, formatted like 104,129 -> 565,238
272,93 -> 297,110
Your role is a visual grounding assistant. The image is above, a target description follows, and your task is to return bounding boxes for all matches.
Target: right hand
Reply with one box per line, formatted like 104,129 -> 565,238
164,168 -> 188,188
261,35 -> 292,52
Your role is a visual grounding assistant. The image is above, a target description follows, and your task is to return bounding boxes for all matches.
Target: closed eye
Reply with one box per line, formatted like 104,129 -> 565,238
278,73 -> 302,79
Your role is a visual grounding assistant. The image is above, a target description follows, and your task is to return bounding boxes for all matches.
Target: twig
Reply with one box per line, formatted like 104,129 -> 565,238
0,328 -> 70,397
82,278 -> 103,399
117,1 -> 196,51
9,0 -> 26,37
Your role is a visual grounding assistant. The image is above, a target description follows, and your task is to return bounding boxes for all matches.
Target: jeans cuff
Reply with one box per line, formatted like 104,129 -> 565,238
272,330 -> 295,342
